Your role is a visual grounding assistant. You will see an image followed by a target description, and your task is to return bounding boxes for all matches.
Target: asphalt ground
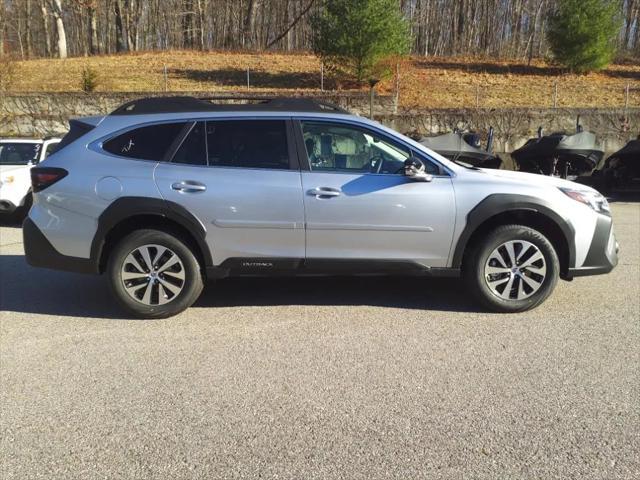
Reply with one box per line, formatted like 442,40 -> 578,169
1,203 -> 639,479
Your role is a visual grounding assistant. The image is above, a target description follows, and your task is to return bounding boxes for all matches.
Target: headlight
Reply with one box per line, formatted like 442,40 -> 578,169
559,187 -> 610,215
2,175 -> 14,184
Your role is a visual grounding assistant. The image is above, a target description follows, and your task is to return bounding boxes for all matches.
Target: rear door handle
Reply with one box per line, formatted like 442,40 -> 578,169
307,187 -> 342,198
171,181 -> 207,193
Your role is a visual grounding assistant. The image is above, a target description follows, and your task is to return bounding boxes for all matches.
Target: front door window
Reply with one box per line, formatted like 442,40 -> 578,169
301,121 -> 436,175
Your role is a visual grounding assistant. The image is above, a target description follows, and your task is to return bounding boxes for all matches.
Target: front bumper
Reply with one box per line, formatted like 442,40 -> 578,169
567,214 -> 618,278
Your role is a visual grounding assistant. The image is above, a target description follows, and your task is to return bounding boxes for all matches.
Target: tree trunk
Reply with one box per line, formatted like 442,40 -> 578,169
243,0 -> 259,48
624,0 -> 638,50
39,1 -> 52,57
197,0 -> 205,50
25,0 -> 33,58
49,0 -> 67,59
114,0 -> 129,52
129,0 -> 141,51
0,5 -> 4,56
88,5 -> 99,54
182,0 -> 194,48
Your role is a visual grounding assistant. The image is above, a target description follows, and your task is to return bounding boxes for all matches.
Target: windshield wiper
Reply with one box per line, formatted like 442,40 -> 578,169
453,160 -> 481,170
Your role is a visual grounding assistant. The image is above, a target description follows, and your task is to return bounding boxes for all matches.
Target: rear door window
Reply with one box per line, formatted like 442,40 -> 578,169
103,122 -> 186,161
206,120 -> 289,169
171,122 -> 207,166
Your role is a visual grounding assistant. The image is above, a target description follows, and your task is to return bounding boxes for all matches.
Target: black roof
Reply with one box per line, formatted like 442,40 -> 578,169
110,96 -> 350,116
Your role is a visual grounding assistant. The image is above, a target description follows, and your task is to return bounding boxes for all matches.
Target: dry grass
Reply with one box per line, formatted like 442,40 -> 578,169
390,56 -> 640,109
8,50 -> 640,109
0,55 -> 17,92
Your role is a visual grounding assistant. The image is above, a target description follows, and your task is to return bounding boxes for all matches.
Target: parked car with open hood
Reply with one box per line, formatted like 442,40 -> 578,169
585,139 -> 640,194
511,130 -> 603,179
419,129 -> 502,169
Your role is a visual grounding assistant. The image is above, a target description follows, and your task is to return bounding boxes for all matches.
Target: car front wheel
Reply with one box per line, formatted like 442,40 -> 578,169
464,224 -> 560,313
107,229 -> 204,319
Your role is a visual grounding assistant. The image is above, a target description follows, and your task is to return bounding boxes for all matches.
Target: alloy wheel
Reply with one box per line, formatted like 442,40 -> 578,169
120,244 -> 186,306
484,240 -> 547,301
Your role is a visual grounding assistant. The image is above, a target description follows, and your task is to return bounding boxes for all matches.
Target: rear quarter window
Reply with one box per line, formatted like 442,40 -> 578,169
103,123 -> 186,161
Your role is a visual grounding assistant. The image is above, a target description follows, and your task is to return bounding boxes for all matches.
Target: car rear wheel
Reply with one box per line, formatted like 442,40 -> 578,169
107,229 -> 204,319
464,225 -> 559,313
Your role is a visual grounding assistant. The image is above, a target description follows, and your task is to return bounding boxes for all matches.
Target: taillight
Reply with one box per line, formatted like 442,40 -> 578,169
31,167 -> 68,193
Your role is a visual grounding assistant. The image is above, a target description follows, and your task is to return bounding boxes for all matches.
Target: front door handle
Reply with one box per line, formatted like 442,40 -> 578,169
171,181 -> 207,193
307,187 -> 342,198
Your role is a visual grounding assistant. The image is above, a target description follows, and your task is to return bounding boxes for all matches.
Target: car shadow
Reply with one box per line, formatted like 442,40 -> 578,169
193,275 -> 478,312
0,254 -> 481,319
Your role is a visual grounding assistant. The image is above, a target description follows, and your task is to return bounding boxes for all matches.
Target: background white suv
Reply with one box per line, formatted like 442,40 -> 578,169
0,137 -> 61,217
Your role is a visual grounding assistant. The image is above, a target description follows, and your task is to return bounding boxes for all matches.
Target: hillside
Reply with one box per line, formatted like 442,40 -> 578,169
7,51 -> 640,109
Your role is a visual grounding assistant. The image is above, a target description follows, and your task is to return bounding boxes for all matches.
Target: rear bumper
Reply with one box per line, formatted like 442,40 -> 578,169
23,217 -> 97,274
567,214 -> 618,278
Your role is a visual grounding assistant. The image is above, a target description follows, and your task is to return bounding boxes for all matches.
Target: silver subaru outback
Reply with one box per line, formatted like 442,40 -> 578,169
23,97 -> 618,318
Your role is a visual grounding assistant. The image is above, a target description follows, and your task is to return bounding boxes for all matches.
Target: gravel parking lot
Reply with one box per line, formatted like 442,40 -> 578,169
1,203 -> 639,480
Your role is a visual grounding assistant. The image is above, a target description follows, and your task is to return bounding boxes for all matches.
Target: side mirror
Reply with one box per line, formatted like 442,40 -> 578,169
403,157 -> 433,182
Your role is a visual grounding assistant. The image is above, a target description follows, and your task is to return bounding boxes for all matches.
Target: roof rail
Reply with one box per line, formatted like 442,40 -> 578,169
110,96 -> 350,116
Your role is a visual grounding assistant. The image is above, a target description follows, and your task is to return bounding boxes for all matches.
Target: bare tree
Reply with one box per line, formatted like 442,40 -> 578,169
49,0 -> 67,58
266,0 -> 315,49
243,0 -> 260,47
114,0 -> 128,52
0,3 -> 5,56
38,0 -> 53,57
88,2 -> 99,54
0,0 -> 636,60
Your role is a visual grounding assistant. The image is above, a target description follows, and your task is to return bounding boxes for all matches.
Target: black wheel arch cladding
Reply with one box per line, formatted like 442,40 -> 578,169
91,196 -> 213,272
452,194 -> 576,271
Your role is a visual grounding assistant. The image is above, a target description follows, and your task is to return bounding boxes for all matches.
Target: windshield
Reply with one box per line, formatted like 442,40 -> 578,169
0,143 -> 41,165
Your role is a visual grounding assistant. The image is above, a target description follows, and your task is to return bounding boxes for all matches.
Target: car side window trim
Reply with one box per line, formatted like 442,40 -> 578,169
284,119 -> 301,171
203,118 -> 296,171
292,118 -> 451,177
95,119 -> 191,163
94,117 -> 296,169
166,121 -> 197,163
292,119 -> 310,172
165,118 -> 299,171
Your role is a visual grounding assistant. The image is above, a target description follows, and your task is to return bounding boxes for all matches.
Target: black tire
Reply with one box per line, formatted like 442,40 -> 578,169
14,193 -> 33,221
463,224 -> 560,313
107,229 -> 204,319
